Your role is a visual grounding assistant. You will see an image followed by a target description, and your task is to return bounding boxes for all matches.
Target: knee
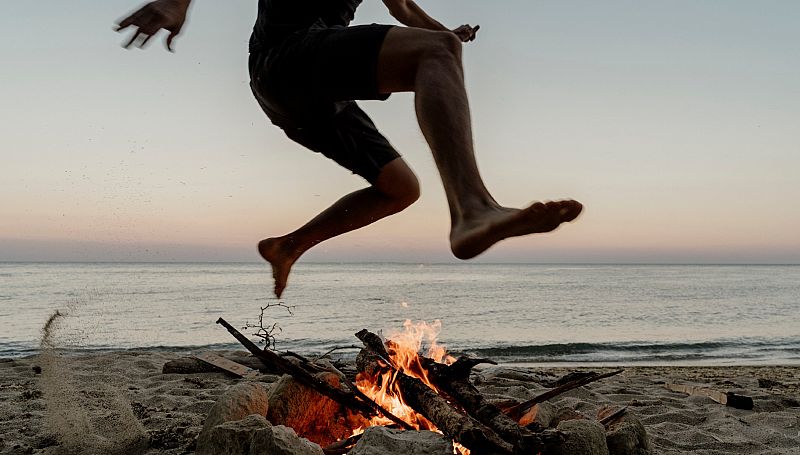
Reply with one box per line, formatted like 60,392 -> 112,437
375,160 -> 420,211
397,175 -> 421,209
387,172 -> 420,211
425,31 -> 462,62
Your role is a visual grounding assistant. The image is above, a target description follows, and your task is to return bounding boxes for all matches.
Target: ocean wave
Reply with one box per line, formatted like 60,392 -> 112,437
463,338 -> 800,364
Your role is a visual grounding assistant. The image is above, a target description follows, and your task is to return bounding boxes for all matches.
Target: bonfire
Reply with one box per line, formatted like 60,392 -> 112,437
203,317 -> 629,455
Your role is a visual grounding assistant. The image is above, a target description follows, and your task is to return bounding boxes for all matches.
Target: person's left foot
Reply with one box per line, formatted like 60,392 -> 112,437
258,238 -> 300,298
450,200 -> 583,260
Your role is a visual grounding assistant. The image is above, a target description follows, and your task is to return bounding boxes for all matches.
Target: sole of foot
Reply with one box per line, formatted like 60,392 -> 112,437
450,200 -> 583,260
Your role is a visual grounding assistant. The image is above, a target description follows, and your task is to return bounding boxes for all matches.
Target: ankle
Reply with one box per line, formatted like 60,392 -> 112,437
455,199 -> 503,222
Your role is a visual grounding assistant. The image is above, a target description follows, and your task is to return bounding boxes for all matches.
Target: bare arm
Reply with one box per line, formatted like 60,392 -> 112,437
382,0 -> 479,42
116,0 -> 192,51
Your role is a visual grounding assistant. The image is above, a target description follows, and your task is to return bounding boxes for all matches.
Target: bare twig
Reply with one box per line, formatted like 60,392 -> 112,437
312,345 -> 362,362
242,301 -> 294,351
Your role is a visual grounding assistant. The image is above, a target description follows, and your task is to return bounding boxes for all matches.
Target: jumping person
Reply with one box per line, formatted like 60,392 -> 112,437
117,0 -> 583,298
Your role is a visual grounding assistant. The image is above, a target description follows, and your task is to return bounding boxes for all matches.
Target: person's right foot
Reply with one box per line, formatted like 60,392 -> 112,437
449,200 -> 583,260
258,238 -> 300,299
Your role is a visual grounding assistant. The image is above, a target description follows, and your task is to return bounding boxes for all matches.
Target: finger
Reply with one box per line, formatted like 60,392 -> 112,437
140,33 -> 154,48
123,30 -> 142,48
166,32 -> 177,52
116,15 -> 137,32
116,9 -> 148,31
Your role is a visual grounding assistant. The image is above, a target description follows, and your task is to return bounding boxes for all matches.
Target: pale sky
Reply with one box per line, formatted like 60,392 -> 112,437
1,0 -> 798,263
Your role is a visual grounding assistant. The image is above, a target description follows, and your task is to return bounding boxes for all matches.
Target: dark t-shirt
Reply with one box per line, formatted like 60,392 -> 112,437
250,0 -> 363,51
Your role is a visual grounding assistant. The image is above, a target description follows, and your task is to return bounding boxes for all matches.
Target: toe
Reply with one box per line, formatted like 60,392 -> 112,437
555,200 -> 583,222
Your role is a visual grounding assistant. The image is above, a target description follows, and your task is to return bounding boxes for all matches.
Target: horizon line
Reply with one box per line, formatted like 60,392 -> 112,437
2,260 -> 798,266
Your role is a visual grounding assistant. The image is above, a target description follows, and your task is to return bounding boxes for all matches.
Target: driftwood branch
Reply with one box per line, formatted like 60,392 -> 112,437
216,318 -> 415,431
218,318 -> 376,416
312,345 -> 362,362
218,317 -> 412,430
506,369 -> 624,420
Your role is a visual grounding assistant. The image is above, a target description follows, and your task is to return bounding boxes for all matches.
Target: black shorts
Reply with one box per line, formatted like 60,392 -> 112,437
249,24 -> 400,183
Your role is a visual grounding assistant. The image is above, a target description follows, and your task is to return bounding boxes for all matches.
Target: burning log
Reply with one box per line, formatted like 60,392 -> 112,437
356,329 -> 516,454
418,356 -> 564,453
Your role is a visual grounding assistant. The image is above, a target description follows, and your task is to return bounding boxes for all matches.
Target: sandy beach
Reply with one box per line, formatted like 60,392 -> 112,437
1,350 -> 798,454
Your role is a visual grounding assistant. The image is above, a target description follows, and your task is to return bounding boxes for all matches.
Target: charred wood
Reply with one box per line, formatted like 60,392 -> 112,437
419,356 -> 564,454
217,318 -> 409,428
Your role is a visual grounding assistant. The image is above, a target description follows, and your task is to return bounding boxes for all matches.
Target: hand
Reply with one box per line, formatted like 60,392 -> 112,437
452,24 -> 480,43
115,0 -> 190,51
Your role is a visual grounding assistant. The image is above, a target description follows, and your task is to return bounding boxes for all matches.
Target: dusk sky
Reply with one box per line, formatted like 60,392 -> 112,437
1,0 -> 798,263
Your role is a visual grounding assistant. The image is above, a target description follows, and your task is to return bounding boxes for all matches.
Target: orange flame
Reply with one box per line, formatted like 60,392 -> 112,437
354,320 -> 467,455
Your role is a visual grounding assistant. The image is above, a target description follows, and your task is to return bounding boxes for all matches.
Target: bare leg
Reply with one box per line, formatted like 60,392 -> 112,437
259,158 -> 419,298
376,27 -> 582,259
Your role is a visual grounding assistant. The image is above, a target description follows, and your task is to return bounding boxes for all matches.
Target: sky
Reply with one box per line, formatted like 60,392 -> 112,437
1,0 -> 798,263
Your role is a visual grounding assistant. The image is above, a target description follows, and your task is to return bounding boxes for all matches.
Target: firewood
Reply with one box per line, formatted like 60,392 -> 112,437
506,369 -> 624,420
356,329 -> 515,454
193,352 -> 263,379
216,317 -> 422,428
418,356 -> 564,454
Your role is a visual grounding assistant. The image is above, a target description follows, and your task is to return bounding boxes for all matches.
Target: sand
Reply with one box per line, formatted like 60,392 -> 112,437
1,351 -> 798,454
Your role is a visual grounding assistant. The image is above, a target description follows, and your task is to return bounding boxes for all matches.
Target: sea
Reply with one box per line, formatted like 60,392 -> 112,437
1,263 -> 799,366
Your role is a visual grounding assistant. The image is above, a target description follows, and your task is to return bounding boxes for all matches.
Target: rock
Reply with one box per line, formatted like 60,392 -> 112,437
251,425 -> 323,455
556,420 -> 609,455
267,373 -> 367,446
197,382 -> 270,453
197,415 -> 323,455
604,413 -> 649,455
551,406 -> 589,427
348,427 -> 454,455
198,415 -> 270,455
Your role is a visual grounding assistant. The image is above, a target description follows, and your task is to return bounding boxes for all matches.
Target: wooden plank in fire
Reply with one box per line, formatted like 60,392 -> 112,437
193,352 -> 262,379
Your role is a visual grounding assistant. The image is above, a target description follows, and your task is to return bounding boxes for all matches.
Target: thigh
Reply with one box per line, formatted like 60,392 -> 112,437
283,103 -> 401,184
376,27 -> 461,94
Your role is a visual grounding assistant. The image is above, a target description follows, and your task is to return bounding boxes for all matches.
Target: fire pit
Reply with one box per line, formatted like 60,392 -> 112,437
191,318 -> 649,455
